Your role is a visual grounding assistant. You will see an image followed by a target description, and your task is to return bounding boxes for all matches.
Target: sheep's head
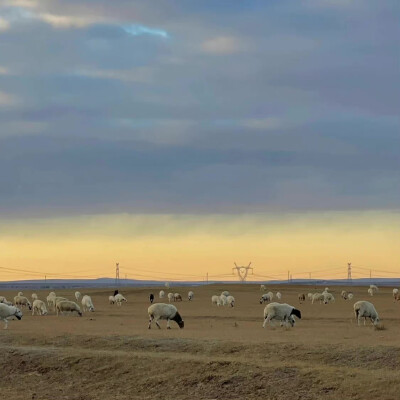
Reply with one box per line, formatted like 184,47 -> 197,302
173,311 -> 184,328
14,308 -> 23,320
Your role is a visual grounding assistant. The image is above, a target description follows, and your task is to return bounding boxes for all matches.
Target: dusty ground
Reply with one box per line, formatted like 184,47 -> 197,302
1,284 -> 399,400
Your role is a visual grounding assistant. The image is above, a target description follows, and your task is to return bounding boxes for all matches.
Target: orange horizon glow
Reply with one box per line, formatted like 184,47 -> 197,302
0,210 -> 399,282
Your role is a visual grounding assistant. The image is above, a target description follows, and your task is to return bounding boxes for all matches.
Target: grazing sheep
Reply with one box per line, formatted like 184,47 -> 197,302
149,294 -> 155,303
393,288 -> 399,302
298,293 -> 306,303
369,285 -> 379,292
260,293 -> 273,304
307,293 -> 313,301
81,295 -> 95,312
221,291 -> 230,297
159,290 -> 165,299
0,303 -> 23,329
114,294 -> 127,306
312,293 -> 324,304
109,295 -> 115,304
323,293 -> 335,304
188,291 -> 194,301
46,293 -> 57,309
174,293 -> 182,302
367,288 -> 374,296
211,295 -> 220,306
263,302 -> 301,328
32,300 -> 48,316
14,296 -> 32,310
219,294 -> 228,306
167,293 -> 174,303
227,295 -> 235,307
348,293 -> 354,300
56,300 -> 82,317
148,303 -> 184,329
260,285 -> 265,291
341,290 -> 348,300
31,293 -> 38,301
54,297 -> 68,309
354,301 -> 379,326
75,292 -> 81,301
276,292 -> 282,300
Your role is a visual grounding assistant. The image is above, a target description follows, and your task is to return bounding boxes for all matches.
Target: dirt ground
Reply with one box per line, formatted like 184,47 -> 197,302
1,284 -> 399,400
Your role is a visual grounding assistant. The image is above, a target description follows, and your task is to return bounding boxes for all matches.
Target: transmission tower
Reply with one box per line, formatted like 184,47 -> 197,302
347,262 -> 352,280
232,262 -> 253,282
115,262 -> 120,286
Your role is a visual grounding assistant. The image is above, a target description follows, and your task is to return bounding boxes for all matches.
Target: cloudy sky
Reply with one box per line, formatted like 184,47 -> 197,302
0,0 -> 399,280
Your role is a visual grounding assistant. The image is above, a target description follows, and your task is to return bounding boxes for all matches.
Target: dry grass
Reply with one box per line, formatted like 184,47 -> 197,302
1,284 -> 400,399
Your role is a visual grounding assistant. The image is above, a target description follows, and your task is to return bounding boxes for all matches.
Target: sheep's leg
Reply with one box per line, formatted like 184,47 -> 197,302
263,315 -> 271,328
148,315 -> 153,329
155,318 -> 161,329
3,318 -> 8,329
166,319 -> 171,329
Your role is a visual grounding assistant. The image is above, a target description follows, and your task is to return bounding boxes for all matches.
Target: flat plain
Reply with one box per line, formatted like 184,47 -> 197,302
1,284 -> 399,400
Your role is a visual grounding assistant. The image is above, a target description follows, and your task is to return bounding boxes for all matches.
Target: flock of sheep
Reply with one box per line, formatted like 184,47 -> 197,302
0,283 -> 398,330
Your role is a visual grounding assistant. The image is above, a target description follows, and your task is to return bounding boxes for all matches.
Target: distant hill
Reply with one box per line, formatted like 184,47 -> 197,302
0,277 -> 399,290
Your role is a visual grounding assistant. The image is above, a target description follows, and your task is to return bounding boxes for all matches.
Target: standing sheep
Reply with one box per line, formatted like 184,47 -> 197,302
354,301 -> 379,326
263,302 -> 301,328
323,293 -> 335,304
276,292 -> 282,300
341,290 -> 348,300
307,293 -> 313,301
148,303 -> 184,329
260,293 -> 273,304
219,294 -> 228,306
211,295 -> 220,306
188,291 -> 194,301
298,293 -> 306,303
159,290 -> 165,299
75,292 -> 81,302
32,300 -> 48,316
114,294 -> 127,306
367,288 -> 374,296
167,293 -> 174,303
14,296 -> 32,310
348,293 -> 354,300
56,300 -> 82,317
392,288 -> 399,302
312,293 -> 324,304
260,285 -> 265,291
109,295 -> 115,304
0,303 -> 23,329
369,285 -> 379,292
221,291 -> 230,297
81,295 -> 95,312
174,293 -> 182,302
227,295 -> 235,307
31,293 -> 38,301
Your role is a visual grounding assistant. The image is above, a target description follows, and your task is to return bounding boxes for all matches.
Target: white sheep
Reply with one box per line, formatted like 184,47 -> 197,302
81,295 -> 95,312
263,302 -> 301,328
369,284 -> 378,292
0,296 -> 7,303
323,292 -> 335,304
148,303 -> 184,329
188,291 -> 194,301
109,295 -> 115,304
14,295 -> 32,310
167,293 -> 174,303
354,301 -> 379,326
324,287 -> 329,292
348,293 -> 354,300
75,291 -> 81,302
276,292 -> 282,300
211,295 -> 220,306
165,282 -> 170,289
367,288 -> 374,296
174,293 -> 182,302
0,303 -> 23,329
17,292 -> 23,296
341,290 -> 348,300
392,288 -> 399,302
260,285 -> 265,291
56,300 -> 82,317
114,293 -> 127,306
260,293 -> 273,304
159,290 -> 165,299
46,292 -> 57,309
221,291 -> 230,297
32,300 -> 48,316
312,293 -> 324,304
219,294 -> 228,306
31,293 -> 38,301
307,293 -> 313,301
227,295 -> 235,307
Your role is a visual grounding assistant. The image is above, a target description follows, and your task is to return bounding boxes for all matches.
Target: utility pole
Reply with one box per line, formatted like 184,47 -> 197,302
347,262 -> 352,281
206,272 -> 208,283
309,272 -> 311,279
115,262 -> 120,287
288,270 -> 290,283
370,270 -> 372,279
232,262 -> 253,282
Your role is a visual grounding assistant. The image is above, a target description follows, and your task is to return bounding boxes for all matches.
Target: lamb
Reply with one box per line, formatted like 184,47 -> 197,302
149,294 -> 155,304
75,292 -> 81,301
312,293 -> 324,304
159,290 -> 165,299
348,293 -> 354,300
56,300 -> 82,317
31,293 -> 38,301
46,293 -> 57,309
227,295 -> 235,307
221,291 -> 230,297
298,293 -> 306,303
32,300 -> 48,316
109,295 -> 115,304
81,295 -> 95,312
148,303 -> 184,329
14,295 -> 32,310
392,288 -> 399,302
367,288 -> 374,296
174,293 -> 182,302
167,293 -> 174,303
323,293 -> 335,304
211,295 -> 220,306
260,285 -> 265,291
188,291 -> 194,301
341,290 -> 348,300
263,302 -> 301,328
114,293 -> 127,306
276,292 -> 282,300
354,301 -> 379,326
260,293 -> 273,304
0,303 -> 23,329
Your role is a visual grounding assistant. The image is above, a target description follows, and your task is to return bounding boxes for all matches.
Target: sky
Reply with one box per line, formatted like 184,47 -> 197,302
0,0 -> 399,281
